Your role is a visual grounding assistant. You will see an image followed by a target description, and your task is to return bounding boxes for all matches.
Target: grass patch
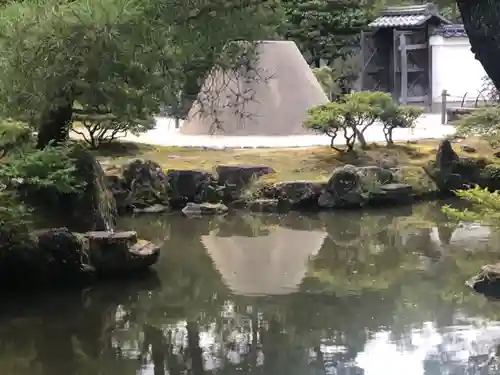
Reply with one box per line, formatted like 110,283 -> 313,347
93,137 -> 498,182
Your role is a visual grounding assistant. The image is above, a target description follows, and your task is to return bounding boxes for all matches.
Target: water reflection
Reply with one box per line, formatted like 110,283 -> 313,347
2,203 -> 500,374
202,215 -> 326,295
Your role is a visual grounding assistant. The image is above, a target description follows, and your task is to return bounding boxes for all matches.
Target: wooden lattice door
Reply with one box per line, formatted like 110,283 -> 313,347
361,30 -> 390,93
393,30 -> 430,105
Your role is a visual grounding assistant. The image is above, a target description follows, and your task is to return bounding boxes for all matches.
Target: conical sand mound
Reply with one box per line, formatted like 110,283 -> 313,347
180,41 -> 329,136
202,227 -> 326,296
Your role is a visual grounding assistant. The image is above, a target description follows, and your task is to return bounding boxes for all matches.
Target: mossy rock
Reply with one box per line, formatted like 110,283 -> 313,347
479,164 -> 500,190
20,145 -> 117,231
392,166 -> 439,197
468,264 -> 500,297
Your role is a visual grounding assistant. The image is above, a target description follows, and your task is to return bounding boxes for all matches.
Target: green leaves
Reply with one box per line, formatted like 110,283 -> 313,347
283,0 -> 371,66
0,144 -> 84,194
304,102 -> 346,133
304,91 -> 416,149
0,0 -> 284,128
442,185 -> 500,227
455,105 -> 500,138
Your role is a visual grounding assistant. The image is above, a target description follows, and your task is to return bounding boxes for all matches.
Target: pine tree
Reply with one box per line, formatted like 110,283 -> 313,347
0,0 -> 284,147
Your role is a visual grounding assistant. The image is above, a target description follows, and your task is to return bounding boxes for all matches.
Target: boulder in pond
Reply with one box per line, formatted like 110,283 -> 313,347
216,165 -> 275,187
247,198 -> 282,213
167,169 -> 213,206
356,166 -> 394,184
181,202 -> 229,217
391,166 -> 439,198
121,159 -> 169,210
319,165 -> 394,209
466,264 -> 500,297
85,230 -> 160,275
436,139 -> 459,172
431,139 -> 490,191
270,181 -> 324,208
369,183 -> 414,205
319,165 -> 365,209
0,227 -> 94,286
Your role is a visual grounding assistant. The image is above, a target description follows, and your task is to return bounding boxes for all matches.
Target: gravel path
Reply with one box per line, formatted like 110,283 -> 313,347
72,114 -> 455,148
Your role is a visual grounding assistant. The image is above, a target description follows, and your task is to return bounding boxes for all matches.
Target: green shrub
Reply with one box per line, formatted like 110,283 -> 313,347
312,55 -> 360,101
0,141 -> 87,246
455,105 -> 500,138
0,145 -> 85,194
442,186 -> 500,226
304,91 -> 395,150
0,120 -> 34,158
304,102 -> 350,150
379,104 -> 423,145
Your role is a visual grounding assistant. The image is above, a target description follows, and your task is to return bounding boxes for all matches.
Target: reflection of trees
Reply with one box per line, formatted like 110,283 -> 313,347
0,275 -> 160,375
5,202 -> 500,375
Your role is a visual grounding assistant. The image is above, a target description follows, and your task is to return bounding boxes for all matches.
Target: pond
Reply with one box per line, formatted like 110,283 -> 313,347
1,202 -> 500,375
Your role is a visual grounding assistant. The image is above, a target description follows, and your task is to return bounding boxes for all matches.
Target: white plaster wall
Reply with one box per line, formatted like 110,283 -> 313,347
430,35 -> 486,104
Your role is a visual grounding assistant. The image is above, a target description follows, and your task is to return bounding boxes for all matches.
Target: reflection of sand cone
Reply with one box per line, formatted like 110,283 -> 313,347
202,227 -> 326,296
181,41 -> 328,136
430,224 -> 491,250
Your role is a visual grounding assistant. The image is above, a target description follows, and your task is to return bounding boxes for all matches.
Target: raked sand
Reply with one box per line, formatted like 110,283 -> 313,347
71,113 -> 455,149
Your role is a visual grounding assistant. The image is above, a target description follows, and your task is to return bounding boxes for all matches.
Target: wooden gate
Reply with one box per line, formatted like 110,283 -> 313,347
393,30 -> 430,105
360,30 -> 391,93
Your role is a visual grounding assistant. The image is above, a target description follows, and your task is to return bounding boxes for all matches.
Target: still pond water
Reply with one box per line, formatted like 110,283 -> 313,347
2,202 -> 500,375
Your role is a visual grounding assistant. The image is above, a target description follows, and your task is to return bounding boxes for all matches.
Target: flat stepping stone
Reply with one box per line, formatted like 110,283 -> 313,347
85,231 -> 137,242
130,240 -> 161,256
182,202 -> 228,217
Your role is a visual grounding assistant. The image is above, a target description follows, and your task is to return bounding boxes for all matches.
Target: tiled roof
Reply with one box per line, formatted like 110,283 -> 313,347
368,3 -> 451,29
432,24 -> 468,38
369,14 -> 430,28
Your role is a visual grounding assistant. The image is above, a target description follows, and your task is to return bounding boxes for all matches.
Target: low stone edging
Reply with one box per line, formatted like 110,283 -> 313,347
102,138 -> 500,217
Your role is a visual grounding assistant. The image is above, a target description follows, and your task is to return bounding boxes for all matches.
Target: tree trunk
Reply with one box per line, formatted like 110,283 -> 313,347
456,0 -> 500,91
186,322 -> 204,375
36,100 -> 74,149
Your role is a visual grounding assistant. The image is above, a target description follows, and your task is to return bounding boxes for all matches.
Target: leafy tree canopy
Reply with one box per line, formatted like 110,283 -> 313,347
282,0 -> 372,68
0,0 -> 284,146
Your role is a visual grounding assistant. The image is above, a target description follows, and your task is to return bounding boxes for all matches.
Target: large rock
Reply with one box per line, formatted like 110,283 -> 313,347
467,264 -> 500,297
0,228 -> 93,285
0,227 -> 161,286
121,159 -> 169,210
105,174 -> 134,214
247,198 -> 281,213
319,165 -> 395,209
216,165 -> 275,187
30,147 -> 118,232
35,228 -> 93,275
431,139 -> 488,191
391,166 -> 439,197
73,149 -> 117,231
435,139 -> 459,172
270,181 -> 324,208
319,165 -> 365,209
370,183 -> 414,205
167,169 -> 213,205
85,230 -> 160,274
479,164 -> 500,190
